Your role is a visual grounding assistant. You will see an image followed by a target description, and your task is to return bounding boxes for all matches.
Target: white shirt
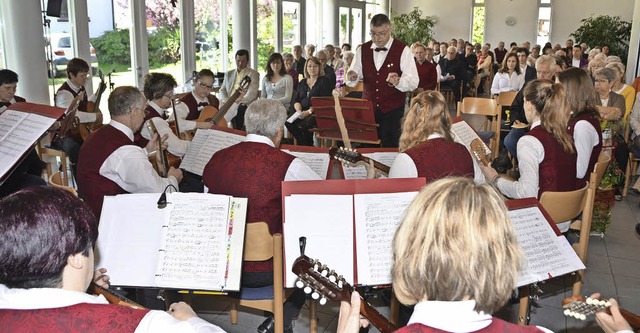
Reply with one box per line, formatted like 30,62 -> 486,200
491,71 -> 524,95
0,284 -> 224,333
260,75 -> 294,109
388,134 -> 485,185
56,79 -> 98,124
346,37 -> 419,93
100,120 -> 179,193
171,92 -> 204,132
628,92 -> 640,138
572,58 -> 582,68
407,299 -> 552,333
0,97 -> 19,114
573,119 -> 600,179
140,101 -> 190,157
244,134 -> 322,181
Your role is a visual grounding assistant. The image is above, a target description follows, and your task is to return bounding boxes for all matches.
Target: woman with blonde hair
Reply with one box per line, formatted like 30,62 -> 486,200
481,79 -> 577,200
337,178 -> 551,333
606,62 -> 636,120
388,90 -> 483,183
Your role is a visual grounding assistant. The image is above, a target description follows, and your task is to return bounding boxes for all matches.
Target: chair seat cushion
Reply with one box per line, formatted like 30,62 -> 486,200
240,285 -> 274,300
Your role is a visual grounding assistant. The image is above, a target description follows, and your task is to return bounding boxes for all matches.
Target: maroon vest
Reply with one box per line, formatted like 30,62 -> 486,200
14,95 -> 26,103
567,113 -> 603,182
526,126 -> 578,197
57,81 -> 88,111
77,125 -> 132,217
181,93 -> 218,120
203,141 -> 295,273
404,138 -> 474,182
415,59 -> 437,91
394,318 -> 543,333
0,303 -> 150,333
362,39 -> 407,112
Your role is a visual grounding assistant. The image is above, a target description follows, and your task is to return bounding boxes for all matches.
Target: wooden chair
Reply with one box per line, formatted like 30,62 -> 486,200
36,139 -> 70,187
494,91 -> 517,110
623,123 -> 639,197
468,71 -> 483,97
456,97 -> 502,160
48,171 -> 78,196
342,81 -> 363,96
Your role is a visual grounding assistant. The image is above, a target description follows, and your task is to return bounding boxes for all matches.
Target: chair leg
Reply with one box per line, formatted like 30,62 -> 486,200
230,300 -> 239,324
390,292 -> 400,326
572,269 -> 584,297
517,286 -> 530,326
309,299 -> 318,333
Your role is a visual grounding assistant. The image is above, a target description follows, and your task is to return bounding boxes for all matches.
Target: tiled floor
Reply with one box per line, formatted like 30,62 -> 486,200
189,194 -> 640,333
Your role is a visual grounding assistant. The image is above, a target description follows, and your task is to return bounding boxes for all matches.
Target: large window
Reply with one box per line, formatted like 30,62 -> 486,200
537,0 -> 551,46
339,1 -> 366,48
281,1 -> 302,54
257,0 -> 277,71
472,0 -> 485,44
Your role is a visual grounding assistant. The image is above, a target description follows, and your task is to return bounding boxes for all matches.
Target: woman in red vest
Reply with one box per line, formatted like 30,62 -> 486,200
387,90 -> 483,184
337,178 -> 550,333
481,79 -> 577,202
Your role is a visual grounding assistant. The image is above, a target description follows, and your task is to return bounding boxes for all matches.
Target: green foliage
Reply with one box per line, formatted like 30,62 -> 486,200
390,7 -> 436,46
472,7 -> 485,44
147,27 -> 182,67
598,160 -> 623,190
91,29 -> 131,65
257,0 -> 276,71
592,204 -> 612,234
570,15 -> 631,63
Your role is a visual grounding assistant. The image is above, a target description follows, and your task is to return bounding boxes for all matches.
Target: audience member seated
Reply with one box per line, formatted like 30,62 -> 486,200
203,99 -> 320,333
606,62 -> 636,120
260,53 -> 294,110
491,52 -> 524,95
626,92 -> 640,193
476,45 -> 493,92
411,42 -> 437,92
219,49 -> 260,130
494,41 -> 507,65
304,44 -> 316,59
76,86 -> 182,217
315,49 -> 336,87
570,45 -> 589,68
0,186 -> 224,332
588,58 -> 606,79
324,44 -> 344,70
286,57 -> 333,146
337,177 -> 551,333
463,44 -> 478,82
291,45 -> 306,75
516,47 -> 537,82
439,46 -> 466,103
336,51 -> 355,94
283,52 -> 300,90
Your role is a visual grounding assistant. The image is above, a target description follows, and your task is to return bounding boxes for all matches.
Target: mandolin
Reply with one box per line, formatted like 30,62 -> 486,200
562,295 -> 640,329
197,75 -> 251,127
88,282 -> 145,309
146,119 -> 181,177
329,146 -> 391,174
292,255 -> 397,333
76,69 -> 107,141
469,138 -> 491,167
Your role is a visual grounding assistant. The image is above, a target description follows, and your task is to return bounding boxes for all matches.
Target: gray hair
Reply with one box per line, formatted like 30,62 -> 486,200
244,99 -> 287,138
595,67 -> 617,82
282,52 -> 294,61
108,86 -> 144,117
535,54 -> 556,69
605,55 -> 621,64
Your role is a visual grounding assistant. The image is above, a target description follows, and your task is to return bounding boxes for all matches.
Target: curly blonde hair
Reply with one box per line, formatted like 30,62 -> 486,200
398,90 -> 452,151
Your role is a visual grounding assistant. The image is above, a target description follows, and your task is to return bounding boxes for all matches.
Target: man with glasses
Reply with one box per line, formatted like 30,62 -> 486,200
174,69 -> 223,125
219,49 -> 260,130
77,86 -> 182,217
55,58 -> 103,176
346,13 -> 418,148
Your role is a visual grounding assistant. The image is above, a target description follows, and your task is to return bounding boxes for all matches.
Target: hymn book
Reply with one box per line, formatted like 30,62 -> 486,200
281,178 -> 426,287
0,103 -> 65,183
96,192 -> 247,291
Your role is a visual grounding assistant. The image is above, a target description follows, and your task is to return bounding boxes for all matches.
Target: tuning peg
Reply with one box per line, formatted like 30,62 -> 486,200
328,273 -> 337,283
319,297 -> 327,305
311,291 -> 320,300
320,266 -> 329,277
337,278 -> 344,289
295,280 -> 305,289
304,285 -> 312,294
313,261 -> 321,271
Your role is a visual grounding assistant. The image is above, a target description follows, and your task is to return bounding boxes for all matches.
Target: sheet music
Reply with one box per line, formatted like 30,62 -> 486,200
180,128 -> 245,175
282,150 -> 330,179
354,191 -> 418,285
283,194 -> 355,287
0,111 -> 55,179
342,152 -> 398,179
155,193 -> 231,289
509,207 -> 585,286
451,120 -> 491,156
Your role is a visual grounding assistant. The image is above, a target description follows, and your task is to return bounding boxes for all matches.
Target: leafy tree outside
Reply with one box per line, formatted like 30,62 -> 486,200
472,6 -> 485,45
570,15 -> 631,63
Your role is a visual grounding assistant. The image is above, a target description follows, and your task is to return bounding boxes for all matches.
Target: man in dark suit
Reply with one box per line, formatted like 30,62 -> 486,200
440,46 -> 467,103
570,45 -> 589,68
516,48 -> 537,83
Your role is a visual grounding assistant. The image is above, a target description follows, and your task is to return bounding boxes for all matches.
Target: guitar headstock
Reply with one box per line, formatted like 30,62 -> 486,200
292,255 -> 351,306
329,146 -> 364,166
470,138 -> 490,167
562,295 -> 611,321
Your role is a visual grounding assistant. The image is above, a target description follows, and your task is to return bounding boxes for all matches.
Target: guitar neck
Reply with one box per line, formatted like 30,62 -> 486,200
88,283 -> 145,309
212,89 -> 242,123
361,156 -> 391,174
358,295 -> 398,333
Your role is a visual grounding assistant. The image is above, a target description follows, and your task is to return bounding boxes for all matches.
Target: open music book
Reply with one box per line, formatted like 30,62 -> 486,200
451,117 -> 491,156
96,192 -> 248,291
507,198 -> 585,287
179,127 -> 246,176
0,103 -> 66,183
281,178 -> 426,287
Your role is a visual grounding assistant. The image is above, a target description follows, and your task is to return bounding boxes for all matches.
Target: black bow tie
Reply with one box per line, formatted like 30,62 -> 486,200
197,102 -> 208,107
375,47 -> 388,52
0,102 -> 10,108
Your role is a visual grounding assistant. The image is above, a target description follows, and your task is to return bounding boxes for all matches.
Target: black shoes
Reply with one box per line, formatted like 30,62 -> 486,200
635,223 -> 640,236
629,188 -> 640,196
257,316 -> 293,333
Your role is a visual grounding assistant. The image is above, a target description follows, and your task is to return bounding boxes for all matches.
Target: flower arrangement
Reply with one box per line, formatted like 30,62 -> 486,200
598,160 -> 623,190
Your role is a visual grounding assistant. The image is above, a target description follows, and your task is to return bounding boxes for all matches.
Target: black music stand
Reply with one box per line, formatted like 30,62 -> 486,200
310,96 -> 379,146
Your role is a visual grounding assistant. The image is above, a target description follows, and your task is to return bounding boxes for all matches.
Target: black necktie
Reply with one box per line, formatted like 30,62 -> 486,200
375,47 -> 388,52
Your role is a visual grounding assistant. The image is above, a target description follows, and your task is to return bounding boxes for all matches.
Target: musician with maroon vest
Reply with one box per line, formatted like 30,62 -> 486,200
411,42 -> 437,92
203,99 -> 320,333
173,69 -> 221,127
0,69 -> 47,197
386,91 -> 484,184
337,178 -> 550,333
77,86 -> 182,217
0,187 -> 224,332
55,58 -> 103,176
346,14 -> 418,148
481,80 -> 578,232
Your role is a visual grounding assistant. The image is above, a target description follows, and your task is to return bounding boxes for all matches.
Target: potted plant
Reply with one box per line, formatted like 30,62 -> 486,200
390,7 -> 436,46
570,15 -> 631,63
596,160 -> 623,208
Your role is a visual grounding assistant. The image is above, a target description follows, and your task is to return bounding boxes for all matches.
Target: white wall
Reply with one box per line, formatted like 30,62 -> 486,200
484,0 -> 538,48
392,1 -> 472,44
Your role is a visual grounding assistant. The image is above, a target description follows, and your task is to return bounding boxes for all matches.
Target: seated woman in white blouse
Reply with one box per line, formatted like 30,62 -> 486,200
260,53 -> 294,110
491,52 -> 524,95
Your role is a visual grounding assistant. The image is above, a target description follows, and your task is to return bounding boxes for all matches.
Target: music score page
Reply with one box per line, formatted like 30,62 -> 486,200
180,128 -> 245,176
342,152 -> 398,179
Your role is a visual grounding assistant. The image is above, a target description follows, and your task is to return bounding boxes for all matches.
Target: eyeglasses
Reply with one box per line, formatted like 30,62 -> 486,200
133,107 -> 149,116
369,30 -> 390,38
163,93 -> 174,100
197,80 -> 214,90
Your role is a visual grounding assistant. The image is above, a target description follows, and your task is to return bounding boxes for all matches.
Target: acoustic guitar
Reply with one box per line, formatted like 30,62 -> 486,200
88,282 -> 145,309
292,255 -> 397,333
562,295 -> 640,330
329,146 -> 391,174
197,75 -> 251,127
71,69 -> 107,141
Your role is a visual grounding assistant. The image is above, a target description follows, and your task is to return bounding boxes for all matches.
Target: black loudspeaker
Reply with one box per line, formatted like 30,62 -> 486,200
46,0 -> 64,18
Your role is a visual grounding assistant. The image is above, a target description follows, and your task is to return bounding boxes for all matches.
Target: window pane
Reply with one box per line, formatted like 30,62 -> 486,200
146,0 -> 183,84
282,1 -> 301,54
537,7 -> 551,45
472,6 -> 485,44
541,0 -> 551,4
351,8 -> 363,47
257,0 -> 276,72
340,7 -> 350,46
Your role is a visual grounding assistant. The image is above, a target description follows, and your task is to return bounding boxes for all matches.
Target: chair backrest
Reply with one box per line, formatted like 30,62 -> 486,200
342,81 -> 363,95
49,171 -> 77,196
593,151 -> 612,186
495,91 -> 517,107
539,182 -> 589,224
457,97 -> 501,117
243,222 -> 277,261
